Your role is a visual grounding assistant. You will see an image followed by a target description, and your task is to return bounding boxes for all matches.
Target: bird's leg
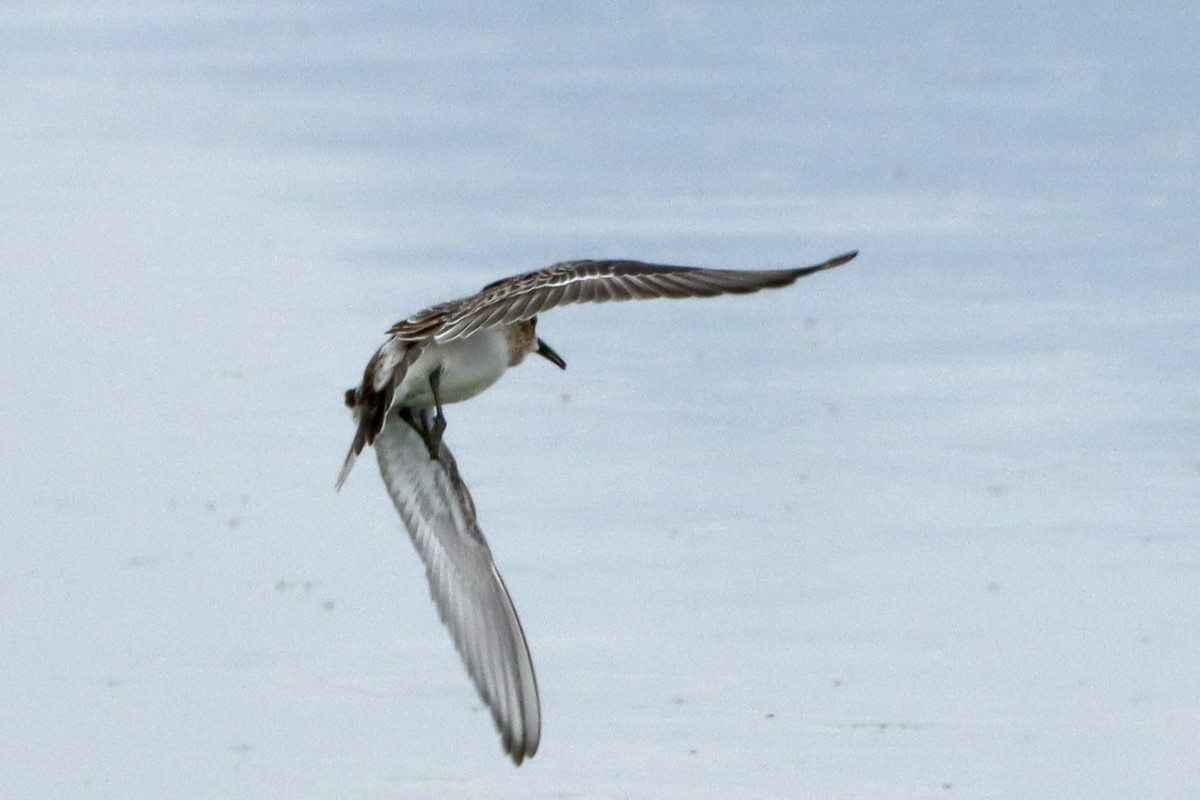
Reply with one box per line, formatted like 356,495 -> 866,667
424,367 -> 447,460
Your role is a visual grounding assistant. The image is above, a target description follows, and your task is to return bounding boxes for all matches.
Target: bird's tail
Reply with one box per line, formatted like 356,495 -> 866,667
335,388 -> 363,489
336,379 -> 394,490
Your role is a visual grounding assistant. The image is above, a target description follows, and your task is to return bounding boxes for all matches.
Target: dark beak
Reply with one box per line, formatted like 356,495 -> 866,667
536,338 -> 567,370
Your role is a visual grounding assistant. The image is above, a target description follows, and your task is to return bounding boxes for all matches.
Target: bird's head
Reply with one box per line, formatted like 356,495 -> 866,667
509,317 -> 567,370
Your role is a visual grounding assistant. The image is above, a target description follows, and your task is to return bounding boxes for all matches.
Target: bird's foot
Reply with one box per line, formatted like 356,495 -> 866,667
423,412 -> 446,460
424,368 -> 447,460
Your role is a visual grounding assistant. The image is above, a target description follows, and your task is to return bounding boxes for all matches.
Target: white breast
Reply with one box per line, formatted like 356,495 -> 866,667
394,329 -> 512,407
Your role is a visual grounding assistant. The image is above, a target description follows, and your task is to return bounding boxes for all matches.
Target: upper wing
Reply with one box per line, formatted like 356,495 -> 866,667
374,407 -> 541,765
389,250 -> 857,343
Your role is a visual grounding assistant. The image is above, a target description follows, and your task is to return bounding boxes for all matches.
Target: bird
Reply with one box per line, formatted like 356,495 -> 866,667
337,249 -> 858,764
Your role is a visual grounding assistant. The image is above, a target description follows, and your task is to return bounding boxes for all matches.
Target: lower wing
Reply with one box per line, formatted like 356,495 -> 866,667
373,407 -> 541,765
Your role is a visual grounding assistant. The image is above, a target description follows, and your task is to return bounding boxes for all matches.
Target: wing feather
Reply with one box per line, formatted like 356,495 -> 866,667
373,408 -> 541,765
385,250 -> 855,343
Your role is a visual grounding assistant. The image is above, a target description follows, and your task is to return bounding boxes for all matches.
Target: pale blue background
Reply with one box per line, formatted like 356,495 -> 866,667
2,3 -> 1197,798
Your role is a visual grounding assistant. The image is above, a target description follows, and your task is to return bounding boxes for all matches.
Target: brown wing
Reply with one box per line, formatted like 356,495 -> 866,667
388,250 -> 857,343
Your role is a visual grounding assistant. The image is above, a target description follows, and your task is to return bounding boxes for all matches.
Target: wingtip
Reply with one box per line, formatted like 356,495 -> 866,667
790,249 -> 859,280
825,249 -> 858,269
504,737 -> 538,767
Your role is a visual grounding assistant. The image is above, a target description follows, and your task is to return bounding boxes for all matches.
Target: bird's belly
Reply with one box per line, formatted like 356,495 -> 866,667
394,333 -> 510,407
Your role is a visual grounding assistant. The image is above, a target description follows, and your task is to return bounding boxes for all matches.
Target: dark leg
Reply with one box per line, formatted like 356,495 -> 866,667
423,367 -> 447,460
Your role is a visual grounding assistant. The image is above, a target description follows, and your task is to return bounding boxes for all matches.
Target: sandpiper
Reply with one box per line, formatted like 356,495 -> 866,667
338,249 -> 857,764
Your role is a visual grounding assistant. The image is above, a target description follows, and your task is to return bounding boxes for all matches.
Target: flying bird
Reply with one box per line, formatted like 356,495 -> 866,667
337,250 -> 857,764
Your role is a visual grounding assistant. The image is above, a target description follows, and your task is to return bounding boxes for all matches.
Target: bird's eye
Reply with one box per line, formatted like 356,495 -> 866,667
530,315 -> 538,329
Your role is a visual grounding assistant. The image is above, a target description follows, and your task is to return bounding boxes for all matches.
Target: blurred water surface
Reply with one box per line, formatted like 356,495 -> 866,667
1,3 -> 1197,799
